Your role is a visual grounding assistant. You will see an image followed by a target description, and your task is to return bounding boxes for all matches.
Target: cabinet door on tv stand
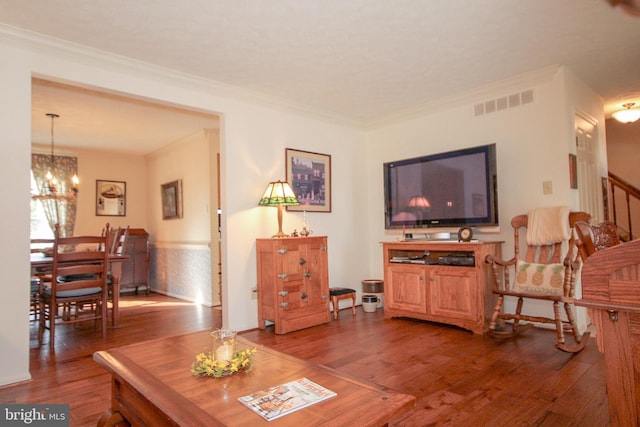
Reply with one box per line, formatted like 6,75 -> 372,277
385,265 -> 427,314
428,267 -> 478,321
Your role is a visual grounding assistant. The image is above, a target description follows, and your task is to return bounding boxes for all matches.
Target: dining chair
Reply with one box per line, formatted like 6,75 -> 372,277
110,226 -> 130,255
99,223 -> 112,252
39,224 -> 110,350
30,238 -> 54,322
106,225 -> 129,321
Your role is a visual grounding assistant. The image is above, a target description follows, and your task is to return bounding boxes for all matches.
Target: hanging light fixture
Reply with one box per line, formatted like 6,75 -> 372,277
32,113 -> 79,200
612,103 -> 640,124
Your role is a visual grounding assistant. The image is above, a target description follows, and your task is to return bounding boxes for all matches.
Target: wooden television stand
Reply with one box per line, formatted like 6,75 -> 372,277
382,240 -> 502,334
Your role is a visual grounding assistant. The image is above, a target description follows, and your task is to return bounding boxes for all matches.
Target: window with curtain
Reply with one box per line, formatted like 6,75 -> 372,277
31,153 -> 78,238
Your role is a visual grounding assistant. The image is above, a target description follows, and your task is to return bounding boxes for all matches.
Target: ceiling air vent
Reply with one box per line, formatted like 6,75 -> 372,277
520,89 -> 534,105
474,89 -> 534,117
497,96 -> 508,111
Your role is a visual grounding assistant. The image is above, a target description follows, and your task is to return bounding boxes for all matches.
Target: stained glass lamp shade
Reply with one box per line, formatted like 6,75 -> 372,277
259,180 -> 299,238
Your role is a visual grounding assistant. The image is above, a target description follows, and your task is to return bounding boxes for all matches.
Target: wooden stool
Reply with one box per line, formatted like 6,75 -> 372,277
329,287 -> 356,320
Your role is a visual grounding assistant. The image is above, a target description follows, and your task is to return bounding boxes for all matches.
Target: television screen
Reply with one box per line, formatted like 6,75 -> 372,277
384,144 -> 498,229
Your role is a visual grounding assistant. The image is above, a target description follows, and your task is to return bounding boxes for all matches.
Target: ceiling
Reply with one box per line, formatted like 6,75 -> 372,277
31,79 -> 219,155
2,0 -> 640,154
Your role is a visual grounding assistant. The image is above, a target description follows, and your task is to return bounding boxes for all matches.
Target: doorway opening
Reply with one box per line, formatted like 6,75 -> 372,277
31,77 -> 223,307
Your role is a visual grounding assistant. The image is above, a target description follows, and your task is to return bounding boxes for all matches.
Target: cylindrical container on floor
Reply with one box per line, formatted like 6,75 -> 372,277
362,295 -> 378,313
362,279 -> 384,308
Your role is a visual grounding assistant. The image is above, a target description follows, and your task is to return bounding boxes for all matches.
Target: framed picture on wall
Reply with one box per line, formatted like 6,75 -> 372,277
161,179 -> 183,220
96,180 -> 126,216
285,148 -> 332,213
569,154 -> 578,189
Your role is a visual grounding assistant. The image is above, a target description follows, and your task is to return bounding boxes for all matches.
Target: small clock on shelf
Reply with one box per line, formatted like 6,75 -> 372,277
457,226 -> 473,242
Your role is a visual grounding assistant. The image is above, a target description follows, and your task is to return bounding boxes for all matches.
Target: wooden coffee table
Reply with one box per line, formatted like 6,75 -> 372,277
94,331 -> 415,426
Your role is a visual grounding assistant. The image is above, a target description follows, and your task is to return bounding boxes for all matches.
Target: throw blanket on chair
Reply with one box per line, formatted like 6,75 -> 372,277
526,205 -> 571,245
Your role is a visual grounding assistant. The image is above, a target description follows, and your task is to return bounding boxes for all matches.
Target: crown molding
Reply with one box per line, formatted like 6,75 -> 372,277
0,24 -> 566,131
0,24 -> 364,129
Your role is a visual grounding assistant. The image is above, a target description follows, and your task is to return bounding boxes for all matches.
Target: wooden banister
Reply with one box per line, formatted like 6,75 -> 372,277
578,238 -> 640,426
607,172 -> 640,241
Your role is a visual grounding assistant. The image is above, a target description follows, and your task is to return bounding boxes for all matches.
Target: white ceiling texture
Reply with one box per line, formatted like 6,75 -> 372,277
1,0 -> 639,154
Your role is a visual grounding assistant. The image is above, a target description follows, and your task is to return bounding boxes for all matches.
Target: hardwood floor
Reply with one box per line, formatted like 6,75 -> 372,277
244,313 -> 611,426
1,293 -> 222,426
1,293 -> 610,426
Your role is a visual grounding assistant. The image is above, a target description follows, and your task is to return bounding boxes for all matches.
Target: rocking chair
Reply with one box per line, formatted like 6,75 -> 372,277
484,208 -> 591,352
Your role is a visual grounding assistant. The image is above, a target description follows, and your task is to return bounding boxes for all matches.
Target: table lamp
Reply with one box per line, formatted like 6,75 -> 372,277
259,180 -> 300,238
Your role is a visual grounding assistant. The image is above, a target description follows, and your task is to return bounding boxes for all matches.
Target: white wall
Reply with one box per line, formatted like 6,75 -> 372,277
563,67 -> 609,224
146,130 -> 212,243
51,147 -> 148,235
366,67 -> 572,265
607,119 -> 640,189
0,29 -> 368,386
364,66 -> 606,331
220,106 -> 367,330
0,28 -> 605,387
145,130 -> 216,304
606,118 -> 640,236
0,40 -> 32,386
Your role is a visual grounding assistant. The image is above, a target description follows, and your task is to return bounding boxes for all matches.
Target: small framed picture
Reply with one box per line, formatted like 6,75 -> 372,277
161,179 -> 183,220
96,180 -> 126,216
285,148 -> 332,212
569,154 -> 578,189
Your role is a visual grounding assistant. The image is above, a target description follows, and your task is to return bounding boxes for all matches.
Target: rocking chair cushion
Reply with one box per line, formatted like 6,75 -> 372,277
513,260 -> 565,296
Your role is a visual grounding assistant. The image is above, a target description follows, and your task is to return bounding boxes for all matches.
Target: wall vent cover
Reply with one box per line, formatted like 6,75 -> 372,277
474,89 -> 534,117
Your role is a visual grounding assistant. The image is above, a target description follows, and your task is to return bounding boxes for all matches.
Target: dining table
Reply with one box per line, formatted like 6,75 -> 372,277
30,252 -> 129,327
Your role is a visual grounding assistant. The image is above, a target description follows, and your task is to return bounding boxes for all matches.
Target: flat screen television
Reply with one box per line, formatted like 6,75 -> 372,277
384,143 -> 498,229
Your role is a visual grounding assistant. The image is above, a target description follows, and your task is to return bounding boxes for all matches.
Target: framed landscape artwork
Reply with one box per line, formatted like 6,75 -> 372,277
285,148 -> 331,212
161,179 -> 183,220
96,180 -> 126,216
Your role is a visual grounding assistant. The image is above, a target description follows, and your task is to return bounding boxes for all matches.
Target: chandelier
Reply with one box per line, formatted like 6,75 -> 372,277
32,113 -> 79,201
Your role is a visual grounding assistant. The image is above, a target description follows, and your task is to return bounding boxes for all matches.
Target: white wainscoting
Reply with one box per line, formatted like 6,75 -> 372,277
150,241 -> 217,306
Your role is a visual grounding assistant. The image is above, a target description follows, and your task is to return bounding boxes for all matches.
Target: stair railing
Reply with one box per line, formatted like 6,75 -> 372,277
607,172 -> 640,241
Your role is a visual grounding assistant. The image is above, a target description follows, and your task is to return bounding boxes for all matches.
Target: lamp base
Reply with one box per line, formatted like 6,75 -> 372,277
271,203 -> 289,238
